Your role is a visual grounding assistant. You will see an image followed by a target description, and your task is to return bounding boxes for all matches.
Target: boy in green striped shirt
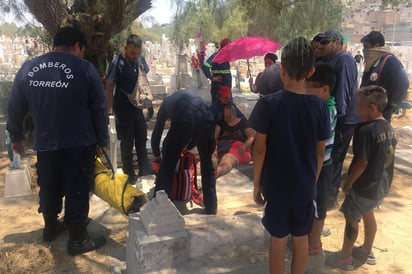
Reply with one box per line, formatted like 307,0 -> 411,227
305,63 -> 337,264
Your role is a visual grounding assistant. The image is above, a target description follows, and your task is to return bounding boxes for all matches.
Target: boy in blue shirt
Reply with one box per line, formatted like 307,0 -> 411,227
305,64 -> 337,266
327,85 -> 397,270
250,37 -> 331,274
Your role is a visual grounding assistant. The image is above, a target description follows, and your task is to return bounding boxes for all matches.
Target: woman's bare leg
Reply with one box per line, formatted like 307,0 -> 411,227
216,153 -> 238,178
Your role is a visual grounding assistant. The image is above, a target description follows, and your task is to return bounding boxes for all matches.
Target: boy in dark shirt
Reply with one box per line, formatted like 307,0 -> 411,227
250,37 -> 331,274
327,85 -> 397,270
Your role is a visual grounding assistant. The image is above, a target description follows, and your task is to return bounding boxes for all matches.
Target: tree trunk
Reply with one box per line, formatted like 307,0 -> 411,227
23,0 -> 152,74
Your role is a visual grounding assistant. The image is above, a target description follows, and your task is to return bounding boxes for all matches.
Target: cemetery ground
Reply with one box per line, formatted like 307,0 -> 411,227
0,113 -> 411,274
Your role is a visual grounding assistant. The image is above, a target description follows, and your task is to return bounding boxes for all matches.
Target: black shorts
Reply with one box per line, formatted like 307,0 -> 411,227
316,164 -> 333,220
262,200 -> 315,238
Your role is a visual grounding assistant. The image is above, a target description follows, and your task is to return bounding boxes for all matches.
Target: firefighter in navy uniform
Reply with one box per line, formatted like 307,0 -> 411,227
201,38 -> 232,103
151,91 -> 217,214
7,27 -> 108,256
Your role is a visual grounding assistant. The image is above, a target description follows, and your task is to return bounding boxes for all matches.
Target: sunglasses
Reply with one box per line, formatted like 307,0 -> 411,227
319,39 -> 334,45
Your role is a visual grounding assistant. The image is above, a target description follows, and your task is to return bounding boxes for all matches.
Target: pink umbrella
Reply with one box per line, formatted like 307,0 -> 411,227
212,36 -> 281,64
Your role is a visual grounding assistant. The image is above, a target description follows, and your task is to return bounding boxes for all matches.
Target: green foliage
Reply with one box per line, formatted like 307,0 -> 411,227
171,0 -> 344,45
276,0 -> 344,43
0,22 -> 18,36
242,0 -> 344,44
171,0 -> 250,45
218,1 -> 249,39
109,20 -> 169,55
171,1 -> 218,44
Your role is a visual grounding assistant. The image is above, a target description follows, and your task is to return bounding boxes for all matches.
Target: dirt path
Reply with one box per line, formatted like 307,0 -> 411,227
0,114 -> 411,273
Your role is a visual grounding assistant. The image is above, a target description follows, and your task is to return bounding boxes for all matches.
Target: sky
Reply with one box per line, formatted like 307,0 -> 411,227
146,0 -> 173,25
1,0 -> 173,26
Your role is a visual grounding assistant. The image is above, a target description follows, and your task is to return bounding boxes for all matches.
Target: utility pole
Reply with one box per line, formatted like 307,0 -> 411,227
392,11 -> 397,44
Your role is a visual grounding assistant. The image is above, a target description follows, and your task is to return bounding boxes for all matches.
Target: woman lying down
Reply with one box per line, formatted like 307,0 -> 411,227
214,105 -> 256,178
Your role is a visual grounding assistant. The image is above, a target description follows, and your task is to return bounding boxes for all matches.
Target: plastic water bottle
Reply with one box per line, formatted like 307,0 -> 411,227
12,151 -> 21,169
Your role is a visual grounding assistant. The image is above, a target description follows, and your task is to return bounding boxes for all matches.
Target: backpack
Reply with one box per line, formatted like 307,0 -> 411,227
152,152 -> 204,207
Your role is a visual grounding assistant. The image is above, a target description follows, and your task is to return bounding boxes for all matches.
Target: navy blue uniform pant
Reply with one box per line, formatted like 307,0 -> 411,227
114,100 -> 149,176
155,121 -> 217,211
210,81 -> 222,104
36,145 -> 95,225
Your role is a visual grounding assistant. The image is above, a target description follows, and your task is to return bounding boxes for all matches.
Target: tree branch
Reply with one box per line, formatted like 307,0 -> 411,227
23,0 -> 69,35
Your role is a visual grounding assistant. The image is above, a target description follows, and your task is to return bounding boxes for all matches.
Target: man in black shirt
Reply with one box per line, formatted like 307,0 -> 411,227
106,35 -> 153,181
327,85 -> 397,270
151,91 -> 217,214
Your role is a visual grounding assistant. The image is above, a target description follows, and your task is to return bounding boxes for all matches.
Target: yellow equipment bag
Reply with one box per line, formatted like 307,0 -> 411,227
93,150 -> 146,215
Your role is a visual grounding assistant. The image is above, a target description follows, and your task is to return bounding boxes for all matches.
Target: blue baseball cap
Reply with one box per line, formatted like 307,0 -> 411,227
319,30 -> 344,45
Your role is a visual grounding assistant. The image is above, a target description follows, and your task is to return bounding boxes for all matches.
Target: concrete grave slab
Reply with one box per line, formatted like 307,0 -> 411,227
149,73 -> 164,85
216,168 -> 254,209
150,85 -> 167,95
126,215 -> 188,274
184,213 -> 267,259
126,191 -> 189,273
139,191 -> 185,236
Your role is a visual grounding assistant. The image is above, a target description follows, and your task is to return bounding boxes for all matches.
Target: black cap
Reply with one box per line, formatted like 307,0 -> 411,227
312,33 -> 323,42
361,31 -> 385,47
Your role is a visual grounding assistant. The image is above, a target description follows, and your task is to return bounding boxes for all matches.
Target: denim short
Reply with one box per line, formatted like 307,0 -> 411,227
340,190 -> 383,221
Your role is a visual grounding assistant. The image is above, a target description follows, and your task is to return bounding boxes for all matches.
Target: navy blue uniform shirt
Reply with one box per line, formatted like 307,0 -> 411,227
107,54 -> 139,103
151,91 -> 214,157
7,51 -> 108,151
327,51 -> 358,124
201,52 -> 232,88
250,90 -> 331,206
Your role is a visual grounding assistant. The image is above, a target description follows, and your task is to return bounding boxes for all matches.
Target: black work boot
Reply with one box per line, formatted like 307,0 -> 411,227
205,208 -> 217,215
42,215 -> 66,243
138,159 -> 154,177
67,223 -> 106,256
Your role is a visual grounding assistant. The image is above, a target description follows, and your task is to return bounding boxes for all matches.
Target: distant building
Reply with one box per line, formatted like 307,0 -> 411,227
344,0 -> 412,44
